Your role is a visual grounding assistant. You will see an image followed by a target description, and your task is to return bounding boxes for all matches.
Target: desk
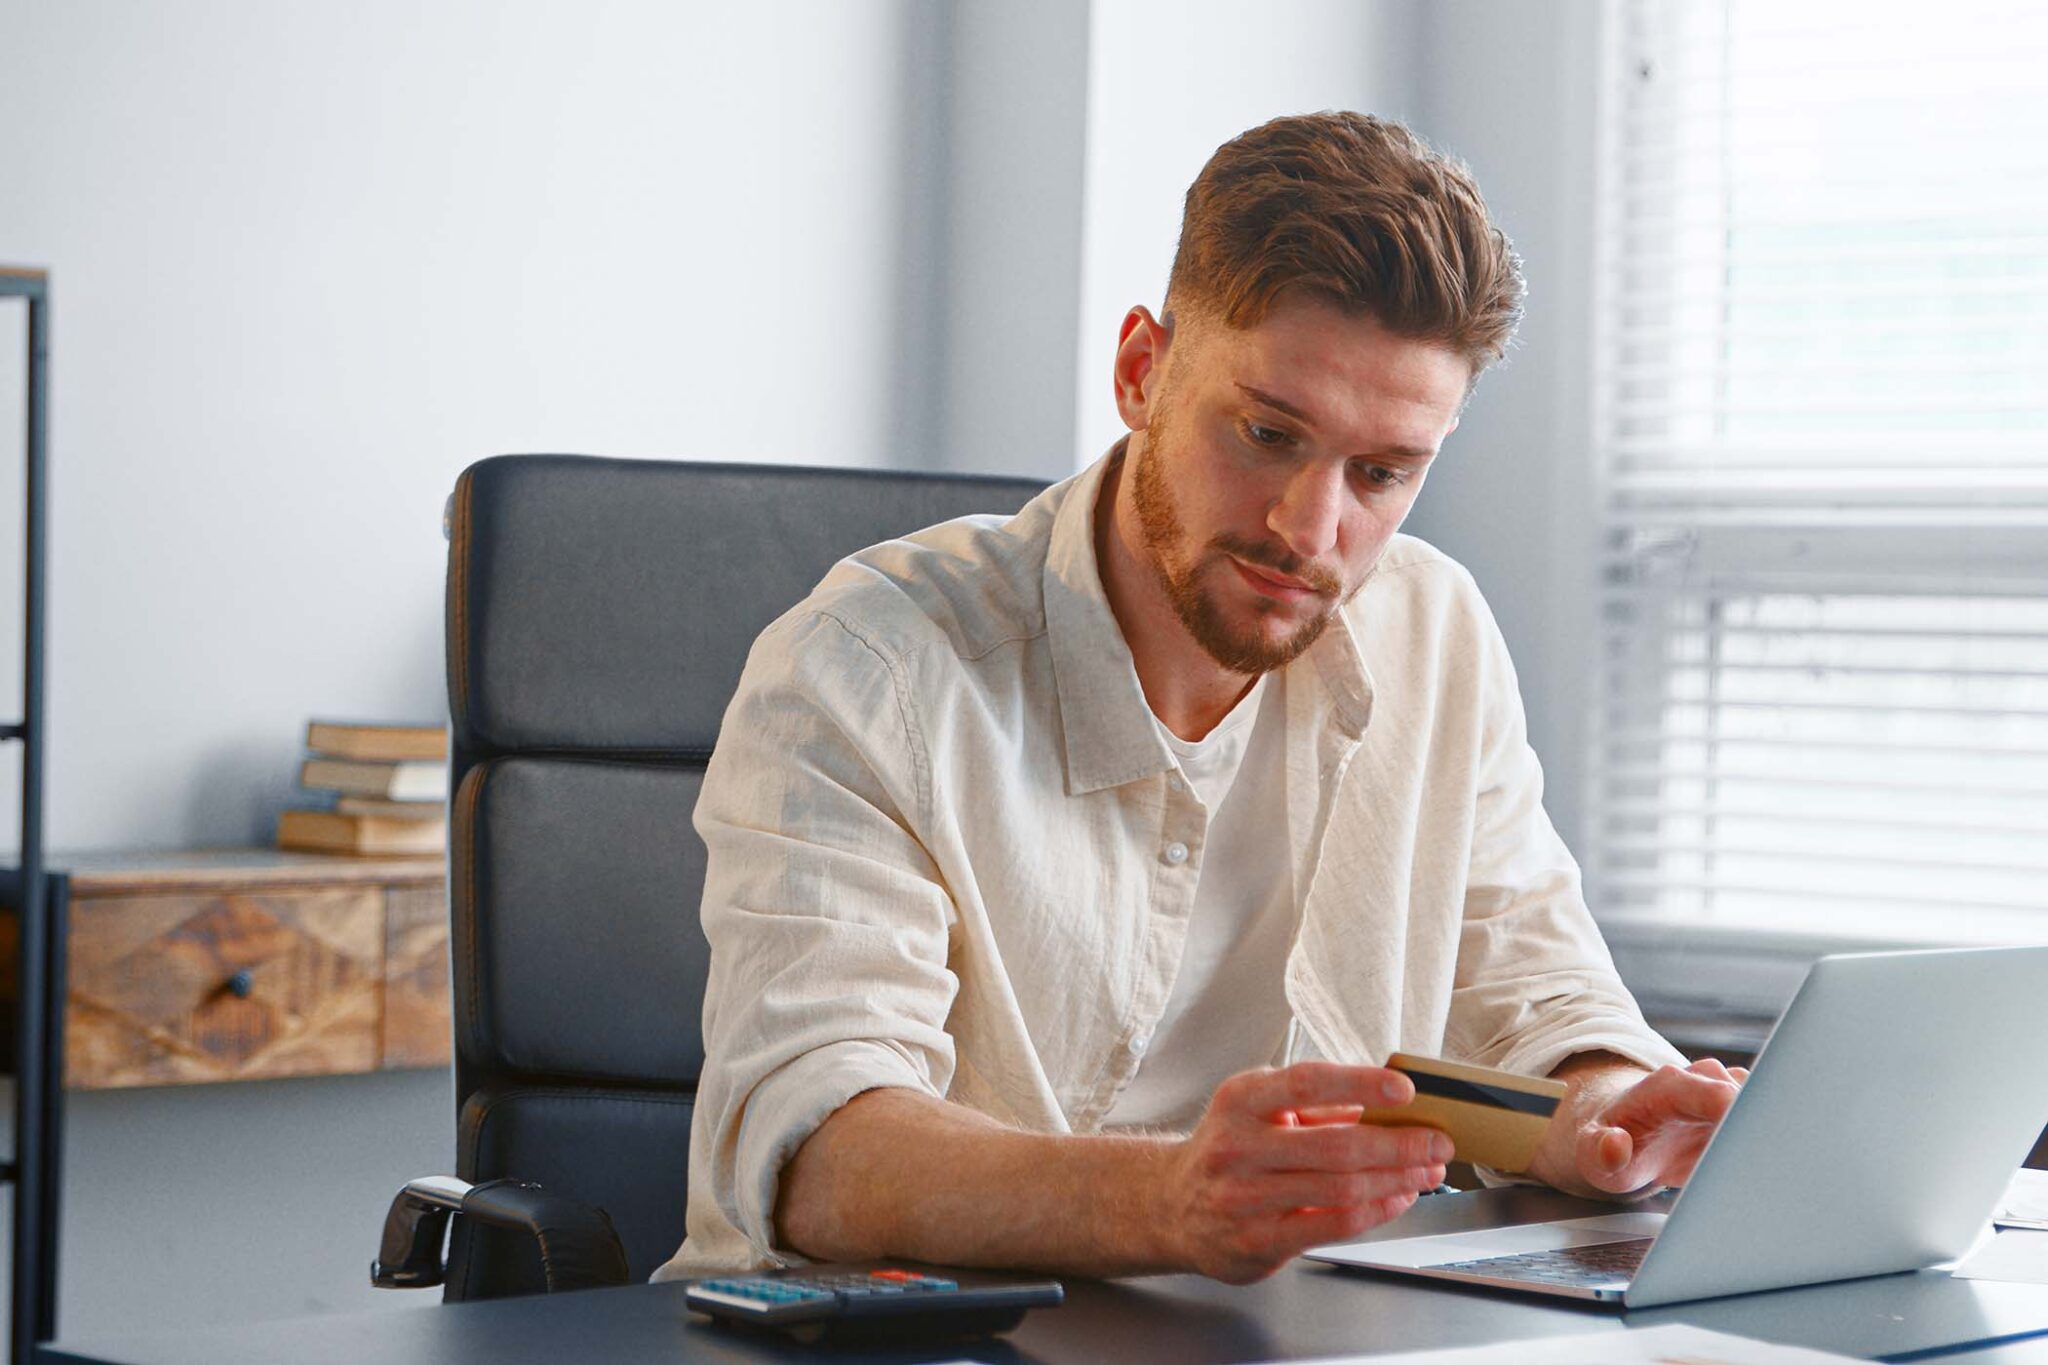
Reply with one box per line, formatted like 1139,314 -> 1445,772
41,1189 -> 2048,1363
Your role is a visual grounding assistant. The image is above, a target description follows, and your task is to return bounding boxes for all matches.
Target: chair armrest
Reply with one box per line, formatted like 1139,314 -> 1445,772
371,1175 -> 630,1295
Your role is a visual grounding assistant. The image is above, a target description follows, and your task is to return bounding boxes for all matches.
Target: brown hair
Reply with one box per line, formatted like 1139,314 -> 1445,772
1166,111 -> 1524,374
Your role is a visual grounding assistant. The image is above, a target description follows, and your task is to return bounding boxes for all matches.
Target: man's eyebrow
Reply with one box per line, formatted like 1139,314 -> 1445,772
1234,382 -> 1438,463
1236,382 -> 1314,424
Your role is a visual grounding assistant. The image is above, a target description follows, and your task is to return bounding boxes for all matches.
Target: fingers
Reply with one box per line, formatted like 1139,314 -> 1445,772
1277,1191 -> 1419,1247
1686,1058 -> 1750,1087
1179,1066 -> 1448,1282
1230,1165 -> 1446,1217
1272,1103 -> 1367,1129
1293,1103 -> 1368,1126
1574,1060 -> 1752,1193
1600,1064 -> 1741,1132
1265,1120 -> 1454,1174
1222,1062 -> 1411,1121
1575,1122 -> 1643,1193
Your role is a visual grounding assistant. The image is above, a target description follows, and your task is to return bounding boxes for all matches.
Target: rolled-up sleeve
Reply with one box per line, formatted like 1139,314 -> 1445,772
687,608 -> 959,1263
1441,588 -> 1687,1081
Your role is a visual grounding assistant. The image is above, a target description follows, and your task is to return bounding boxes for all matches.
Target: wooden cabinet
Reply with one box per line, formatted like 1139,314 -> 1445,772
1,850 -> 451,1089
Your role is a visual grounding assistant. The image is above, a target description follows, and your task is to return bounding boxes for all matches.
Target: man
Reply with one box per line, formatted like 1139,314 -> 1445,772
656,112 -> 1743,1287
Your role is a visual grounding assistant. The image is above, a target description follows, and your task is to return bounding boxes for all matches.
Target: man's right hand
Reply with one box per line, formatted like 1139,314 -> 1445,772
1156,1062 -> 1451,1284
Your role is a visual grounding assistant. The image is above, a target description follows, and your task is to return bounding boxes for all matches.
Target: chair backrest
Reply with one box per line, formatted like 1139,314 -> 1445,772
441,454 -> 1048,1299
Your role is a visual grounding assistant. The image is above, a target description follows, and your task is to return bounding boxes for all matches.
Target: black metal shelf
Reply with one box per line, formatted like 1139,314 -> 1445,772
1,265 -> 62,1365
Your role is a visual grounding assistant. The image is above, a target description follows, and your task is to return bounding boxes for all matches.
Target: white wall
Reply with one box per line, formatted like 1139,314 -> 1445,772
932,0 -> 1429,481
1400,0 -> 1605,849
0,0 -> 1591,932
1073,0 -> 1425,464
931,1 -> 1095,479
0,0 -> 955,1339
0,0 -> 939,855
0,0 -> 1603,1342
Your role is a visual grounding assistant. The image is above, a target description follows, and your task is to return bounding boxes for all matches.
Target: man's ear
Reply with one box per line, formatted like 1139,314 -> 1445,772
1112,305 -> 1171,433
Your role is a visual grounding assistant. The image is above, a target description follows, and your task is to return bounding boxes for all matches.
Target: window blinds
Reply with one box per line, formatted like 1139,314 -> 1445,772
1588,0 -> 2048,943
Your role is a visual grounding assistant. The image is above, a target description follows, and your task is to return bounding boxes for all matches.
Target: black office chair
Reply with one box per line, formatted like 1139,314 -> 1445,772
371,454 -> 1047,1301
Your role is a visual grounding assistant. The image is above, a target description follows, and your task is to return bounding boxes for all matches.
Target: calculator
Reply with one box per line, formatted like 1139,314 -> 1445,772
684,1264 -> 1064,1344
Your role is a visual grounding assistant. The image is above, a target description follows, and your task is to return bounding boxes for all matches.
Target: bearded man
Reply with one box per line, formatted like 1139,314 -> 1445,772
659,111 -> 1742,1286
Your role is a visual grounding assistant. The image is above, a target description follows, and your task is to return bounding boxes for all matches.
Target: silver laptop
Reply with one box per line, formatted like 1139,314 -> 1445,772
1306,947 -> 2048,1307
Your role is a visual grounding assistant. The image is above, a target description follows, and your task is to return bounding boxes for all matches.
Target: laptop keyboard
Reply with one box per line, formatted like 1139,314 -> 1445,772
1429,1237 -> 1654,1289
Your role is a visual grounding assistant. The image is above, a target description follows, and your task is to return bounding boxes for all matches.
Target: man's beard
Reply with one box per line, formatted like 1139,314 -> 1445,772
1128,414 -> 1347,676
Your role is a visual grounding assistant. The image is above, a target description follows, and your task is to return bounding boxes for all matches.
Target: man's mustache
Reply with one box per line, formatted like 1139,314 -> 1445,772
1211,533 -> 1343,596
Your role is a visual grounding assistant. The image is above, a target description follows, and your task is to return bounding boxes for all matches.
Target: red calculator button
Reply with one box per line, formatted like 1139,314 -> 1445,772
869,1270 -> 915,1282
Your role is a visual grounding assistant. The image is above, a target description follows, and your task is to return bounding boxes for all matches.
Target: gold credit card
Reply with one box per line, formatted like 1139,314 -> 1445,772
1359,1053 -> 1567,1174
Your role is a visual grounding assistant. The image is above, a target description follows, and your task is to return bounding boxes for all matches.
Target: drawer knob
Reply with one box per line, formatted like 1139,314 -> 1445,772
226,969 -> 255,999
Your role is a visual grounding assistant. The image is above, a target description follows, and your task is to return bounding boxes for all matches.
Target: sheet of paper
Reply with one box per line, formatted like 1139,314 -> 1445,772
1276,1322 -> 1863,1363
1955,1228 -> 2048,1284
1993,1167 -> 2048,1230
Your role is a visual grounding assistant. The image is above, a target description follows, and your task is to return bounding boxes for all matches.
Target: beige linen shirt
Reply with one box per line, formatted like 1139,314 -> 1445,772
657,449 -> 1685,1280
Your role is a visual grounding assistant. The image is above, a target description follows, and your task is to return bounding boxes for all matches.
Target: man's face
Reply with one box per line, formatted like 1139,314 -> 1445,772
1124,296 -> 1470,674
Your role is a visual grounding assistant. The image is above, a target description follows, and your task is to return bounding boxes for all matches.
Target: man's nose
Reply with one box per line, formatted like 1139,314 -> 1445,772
1267,463 -> 1345,562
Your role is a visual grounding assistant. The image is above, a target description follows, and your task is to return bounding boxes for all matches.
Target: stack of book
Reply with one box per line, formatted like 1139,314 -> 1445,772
276,720 -> 450,855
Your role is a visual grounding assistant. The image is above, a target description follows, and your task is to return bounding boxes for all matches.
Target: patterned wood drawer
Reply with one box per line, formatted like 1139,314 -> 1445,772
382,885 -> 454,1072
2,849 -> 451,1089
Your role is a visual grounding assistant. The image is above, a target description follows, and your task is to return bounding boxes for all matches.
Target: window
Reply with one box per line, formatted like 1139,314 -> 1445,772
1587,0 -> 2048,1000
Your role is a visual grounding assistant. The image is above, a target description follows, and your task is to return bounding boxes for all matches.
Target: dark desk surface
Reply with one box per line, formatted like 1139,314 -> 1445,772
43,1189 -> 2048,1365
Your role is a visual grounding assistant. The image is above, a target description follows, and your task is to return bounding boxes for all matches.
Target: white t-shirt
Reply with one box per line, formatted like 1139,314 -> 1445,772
1101,670 -> 1298,1131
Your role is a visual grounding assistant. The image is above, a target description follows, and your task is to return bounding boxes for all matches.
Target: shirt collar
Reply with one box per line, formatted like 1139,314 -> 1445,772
1044,441 -> 1177,796
1043,441 -> 1376,796
1310,602 -> 1375,741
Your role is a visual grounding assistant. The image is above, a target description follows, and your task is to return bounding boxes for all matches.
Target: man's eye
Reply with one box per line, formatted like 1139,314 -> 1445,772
1357,464 -> 1405,488
1242,421 -> 1290,448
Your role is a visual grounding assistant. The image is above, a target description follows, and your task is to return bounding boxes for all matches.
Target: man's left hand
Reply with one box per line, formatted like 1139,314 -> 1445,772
1530,1056 -> 1747,1198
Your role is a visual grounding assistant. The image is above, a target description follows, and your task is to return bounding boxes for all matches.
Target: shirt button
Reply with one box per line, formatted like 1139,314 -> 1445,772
1131,1028 -> 1153,1053
1168,775 -> 1186,794
1164,841 -> 1189,865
